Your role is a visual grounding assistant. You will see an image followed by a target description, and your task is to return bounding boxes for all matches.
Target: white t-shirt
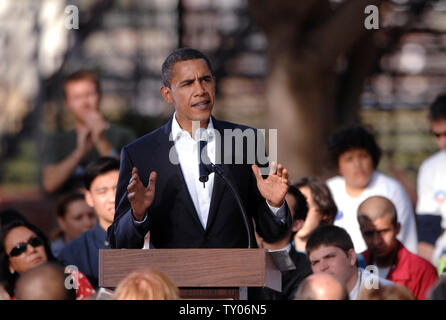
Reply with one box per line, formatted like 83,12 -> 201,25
349,267 -> 394,300
327,171 -> 418,254
416,150 -> 446,228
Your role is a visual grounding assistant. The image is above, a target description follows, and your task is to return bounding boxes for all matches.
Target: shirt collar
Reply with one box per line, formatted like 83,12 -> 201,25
267,243 -> 292,253
93,222 -> 109,247
171,112 -> 214,142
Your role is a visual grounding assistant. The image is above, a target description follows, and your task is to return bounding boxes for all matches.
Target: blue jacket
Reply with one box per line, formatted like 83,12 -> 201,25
58,223 -> 110,288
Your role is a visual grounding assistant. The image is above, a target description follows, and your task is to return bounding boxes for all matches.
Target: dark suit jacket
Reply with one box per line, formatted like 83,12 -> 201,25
248,247 -> 313,300
107,116 -> 292,249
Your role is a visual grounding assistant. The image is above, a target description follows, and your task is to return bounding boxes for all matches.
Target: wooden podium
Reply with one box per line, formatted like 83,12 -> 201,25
99,248 -> 281,300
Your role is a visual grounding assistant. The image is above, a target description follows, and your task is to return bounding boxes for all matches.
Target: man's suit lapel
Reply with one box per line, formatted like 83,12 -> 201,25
206,117 -> 228,231
158,118 -> 205,231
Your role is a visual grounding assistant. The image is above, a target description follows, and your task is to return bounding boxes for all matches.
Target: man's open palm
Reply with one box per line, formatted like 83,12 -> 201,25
127,167 -> 157,221
252,162 -> 289,208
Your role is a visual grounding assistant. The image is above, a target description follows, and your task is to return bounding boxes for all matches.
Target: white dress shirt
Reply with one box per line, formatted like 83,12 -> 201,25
171,114 -> 216,228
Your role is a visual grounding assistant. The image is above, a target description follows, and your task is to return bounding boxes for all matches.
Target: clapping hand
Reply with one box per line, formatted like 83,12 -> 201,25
84,109 -> 108,143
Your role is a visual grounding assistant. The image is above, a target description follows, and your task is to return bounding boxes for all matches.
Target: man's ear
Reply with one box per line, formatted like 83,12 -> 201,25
160,86 -> 173,104
395,222 -> 401,236
84,191 -> 94,208
291,219 -> 305,233
347,248 -> 357,267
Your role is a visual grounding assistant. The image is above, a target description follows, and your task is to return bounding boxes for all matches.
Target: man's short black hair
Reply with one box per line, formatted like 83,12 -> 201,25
306,225 -> 354,256
83,157 -> 120,190
429,93 -> 446,121
161,48 -> 213,87
328,125 -> 382,169
287,185 -> 308,222
64,69 -> 101,98
293,176 -> 338,226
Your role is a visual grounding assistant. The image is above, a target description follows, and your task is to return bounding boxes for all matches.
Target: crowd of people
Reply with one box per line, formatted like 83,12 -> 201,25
0,48 -> 446,300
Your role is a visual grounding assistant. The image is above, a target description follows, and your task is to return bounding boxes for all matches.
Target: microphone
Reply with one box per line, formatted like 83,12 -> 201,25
198,140 -> 209,187
197,130 -> 211,188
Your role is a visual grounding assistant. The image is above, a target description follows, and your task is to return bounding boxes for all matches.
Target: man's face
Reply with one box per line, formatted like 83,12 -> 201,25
58,199 -> 96,242
359,215 -> 399,259
64,79 -> 100,124
85,170 -> 119,230
308,245 -> 356,286
160,59 -> 215,131
431,118 -> 446,151
338,148 -> 374,190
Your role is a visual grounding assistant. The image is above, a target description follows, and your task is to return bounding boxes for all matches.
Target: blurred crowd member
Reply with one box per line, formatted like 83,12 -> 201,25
294,273 -> 348,300
114,268 -> 180,300
58,157 -> 119,288
15,262 -> 76,300
0,209 -> 27,228
417,94 -> 446,262
0,284 -> 9,300
50,193 -> 96,257
432,233 -> 446,275
306,225 -> 393,300
41,70 -> 136,195
292,177 -> 338,253
357,196 -> 438,300
326,125 -> 417,254
357,283 -> 415,300
251,186 -> 312,300
427,276 -> 446,300
0,219 -> 94,299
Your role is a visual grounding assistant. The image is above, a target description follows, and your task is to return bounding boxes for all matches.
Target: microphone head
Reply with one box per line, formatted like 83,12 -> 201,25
199,175 -> 209,183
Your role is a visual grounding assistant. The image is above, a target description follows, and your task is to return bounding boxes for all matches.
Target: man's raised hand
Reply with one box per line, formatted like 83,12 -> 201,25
127,167 -> 157,221
252,162 -> 289,208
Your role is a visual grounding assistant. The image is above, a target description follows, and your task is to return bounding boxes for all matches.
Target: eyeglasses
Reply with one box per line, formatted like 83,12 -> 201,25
8,236 -> 43,257
432,131 -> 446,138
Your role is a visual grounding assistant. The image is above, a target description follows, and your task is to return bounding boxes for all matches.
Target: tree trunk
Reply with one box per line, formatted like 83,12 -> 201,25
248,0 -> 382,179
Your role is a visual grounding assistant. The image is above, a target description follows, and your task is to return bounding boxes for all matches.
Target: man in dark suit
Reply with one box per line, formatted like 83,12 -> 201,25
108,48 -> 292,249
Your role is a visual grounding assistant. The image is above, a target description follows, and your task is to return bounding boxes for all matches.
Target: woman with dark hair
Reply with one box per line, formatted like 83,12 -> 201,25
0,219 -> 95,299
326,125 -> 417,254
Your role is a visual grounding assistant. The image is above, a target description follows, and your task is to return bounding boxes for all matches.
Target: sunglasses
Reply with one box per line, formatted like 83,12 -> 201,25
8,236 -> 43,257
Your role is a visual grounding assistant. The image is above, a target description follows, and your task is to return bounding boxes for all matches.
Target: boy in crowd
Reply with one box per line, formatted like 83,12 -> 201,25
58,157 -> 119,288
416,94 -> 446,264
357,196 -> 438,300
306,225 -> 393,300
